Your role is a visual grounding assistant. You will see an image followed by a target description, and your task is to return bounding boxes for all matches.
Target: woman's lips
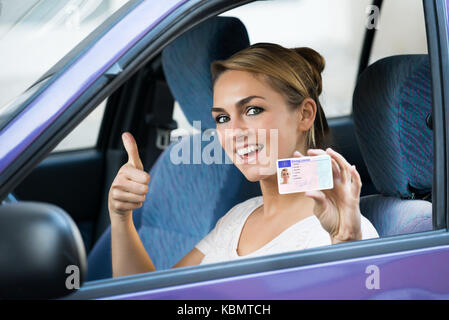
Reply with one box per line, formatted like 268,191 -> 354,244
235,144 -> 264,164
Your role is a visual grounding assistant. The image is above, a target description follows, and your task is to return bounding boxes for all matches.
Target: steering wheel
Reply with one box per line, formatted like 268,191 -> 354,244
2,193 -> 18,204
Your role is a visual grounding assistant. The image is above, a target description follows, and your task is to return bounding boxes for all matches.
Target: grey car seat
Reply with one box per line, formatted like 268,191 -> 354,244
354,54 -> 433,236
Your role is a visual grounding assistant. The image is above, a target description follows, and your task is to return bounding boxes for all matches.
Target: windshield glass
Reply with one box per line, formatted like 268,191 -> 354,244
0,0 -> 131,122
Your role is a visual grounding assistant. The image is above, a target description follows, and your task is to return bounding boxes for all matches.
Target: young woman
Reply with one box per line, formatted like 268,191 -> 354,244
108,43 -> 379,277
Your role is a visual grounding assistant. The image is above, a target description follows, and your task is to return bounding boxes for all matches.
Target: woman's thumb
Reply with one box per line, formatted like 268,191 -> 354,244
122,132 -> 144,171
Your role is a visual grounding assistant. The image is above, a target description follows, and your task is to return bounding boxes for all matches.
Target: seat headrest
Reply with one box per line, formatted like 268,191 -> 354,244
162,17 -> 250,130
353,55 -> 433,198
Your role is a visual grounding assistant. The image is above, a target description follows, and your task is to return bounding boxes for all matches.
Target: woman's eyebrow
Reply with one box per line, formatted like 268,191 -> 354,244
211,95 -> 265,113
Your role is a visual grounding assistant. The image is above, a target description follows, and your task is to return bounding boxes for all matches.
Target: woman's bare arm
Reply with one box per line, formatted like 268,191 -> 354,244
108,132 -> 155,277
110,211 -> 204,277
172,248 -> 205,268
109,132 -> 204,277
110,213 -> 156,277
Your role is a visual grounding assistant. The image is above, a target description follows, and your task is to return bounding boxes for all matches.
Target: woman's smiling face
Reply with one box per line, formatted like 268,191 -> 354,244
212,69 -> 307,182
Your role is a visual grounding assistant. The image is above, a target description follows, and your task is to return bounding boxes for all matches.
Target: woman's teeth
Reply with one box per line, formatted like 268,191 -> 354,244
236,144 -> 264,157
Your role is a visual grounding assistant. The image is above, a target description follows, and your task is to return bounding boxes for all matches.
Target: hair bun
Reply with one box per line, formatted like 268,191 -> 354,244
292,47 -> 325,96
293,47 -> 325,74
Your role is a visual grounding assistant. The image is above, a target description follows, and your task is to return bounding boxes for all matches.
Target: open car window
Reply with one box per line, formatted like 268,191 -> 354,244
92,0 -> 434,281
79,0 -> 435,276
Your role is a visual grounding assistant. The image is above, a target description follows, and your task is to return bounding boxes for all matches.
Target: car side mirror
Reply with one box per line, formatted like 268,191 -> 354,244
0,201 -> 87,299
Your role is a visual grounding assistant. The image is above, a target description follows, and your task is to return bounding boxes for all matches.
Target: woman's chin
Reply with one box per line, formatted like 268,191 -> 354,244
238,163 -> 277,182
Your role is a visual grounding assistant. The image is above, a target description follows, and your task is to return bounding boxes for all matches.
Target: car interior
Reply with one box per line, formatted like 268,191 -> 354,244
7,0 -> 434,283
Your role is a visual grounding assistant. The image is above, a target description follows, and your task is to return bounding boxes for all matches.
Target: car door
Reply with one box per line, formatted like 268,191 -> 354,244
66,0 -> 448,299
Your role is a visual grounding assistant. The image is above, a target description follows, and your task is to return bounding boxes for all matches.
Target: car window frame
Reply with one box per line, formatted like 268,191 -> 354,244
56,0 -> 449,299
428,0 -> 449,231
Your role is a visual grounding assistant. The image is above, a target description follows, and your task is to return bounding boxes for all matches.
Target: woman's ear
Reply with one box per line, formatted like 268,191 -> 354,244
297,98 -> 317,132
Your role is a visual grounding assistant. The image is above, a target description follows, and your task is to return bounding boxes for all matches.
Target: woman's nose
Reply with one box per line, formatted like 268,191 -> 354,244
223,117 -> 258,147
227,118 -> 250,140
229,115 -> 247,131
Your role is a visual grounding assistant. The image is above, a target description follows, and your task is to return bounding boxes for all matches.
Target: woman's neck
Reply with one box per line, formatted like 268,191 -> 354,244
258,174 -> 315,220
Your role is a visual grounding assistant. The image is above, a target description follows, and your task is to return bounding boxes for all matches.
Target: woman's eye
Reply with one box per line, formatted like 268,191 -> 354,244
215,115 -> 229,124
246,106 -> 263,116
214,107 -> 262,124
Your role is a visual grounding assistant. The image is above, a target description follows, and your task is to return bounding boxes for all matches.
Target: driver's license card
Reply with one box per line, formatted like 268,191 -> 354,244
277,155 -> 333,194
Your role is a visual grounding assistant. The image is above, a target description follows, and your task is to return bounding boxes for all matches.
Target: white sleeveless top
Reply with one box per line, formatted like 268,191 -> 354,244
195,195 -> 379,265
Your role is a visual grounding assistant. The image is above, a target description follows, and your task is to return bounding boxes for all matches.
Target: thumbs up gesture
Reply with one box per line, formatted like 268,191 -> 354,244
108,132 -> 151,219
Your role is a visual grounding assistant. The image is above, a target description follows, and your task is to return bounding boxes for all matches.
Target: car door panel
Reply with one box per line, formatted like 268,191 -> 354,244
13,149 -> 104,251
67,236 -> 449,299
124,245 -> 449,299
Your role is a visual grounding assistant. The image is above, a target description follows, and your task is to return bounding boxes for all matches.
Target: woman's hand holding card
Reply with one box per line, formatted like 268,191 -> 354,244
292,148 -> 363,244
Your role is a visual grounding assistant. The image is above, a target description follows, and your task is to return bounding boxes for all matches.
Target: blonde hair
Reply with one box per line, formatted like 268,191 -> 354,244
211,42 -> 331,149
